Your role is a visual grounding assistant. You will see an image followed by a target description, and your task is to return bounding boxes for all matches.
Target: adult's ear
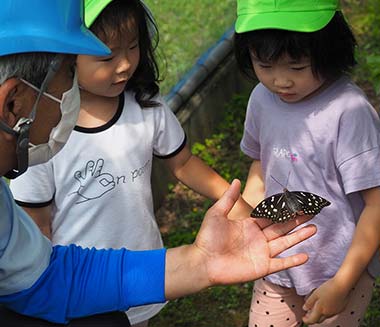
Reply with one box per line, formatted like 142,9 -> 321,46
0,78 -> 30,139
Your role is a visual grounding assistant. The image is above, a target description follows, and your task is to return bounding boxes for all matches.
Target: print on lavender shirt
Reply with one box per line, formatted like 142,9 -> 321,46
273,146 -> 299,163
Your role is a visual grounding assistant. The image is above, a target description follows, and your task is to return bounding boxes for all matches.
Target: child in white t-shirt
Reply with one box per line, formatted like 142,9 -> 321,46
10,0 -> 251,326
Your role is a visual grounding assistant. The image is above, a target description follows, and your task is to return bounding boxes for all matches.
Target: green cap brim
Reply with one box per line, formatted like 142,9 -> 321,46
235,10 -> 336,33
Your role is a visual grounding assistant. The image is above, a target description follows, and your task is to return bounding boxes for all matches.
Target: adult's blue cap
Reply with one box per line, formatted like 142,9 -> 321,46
0,0 -> 110,56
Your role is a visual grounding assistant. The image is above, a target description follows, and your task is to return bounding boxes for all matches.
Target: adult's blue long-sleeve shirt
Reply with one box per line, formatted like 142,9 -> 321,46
0,178 -> 166,324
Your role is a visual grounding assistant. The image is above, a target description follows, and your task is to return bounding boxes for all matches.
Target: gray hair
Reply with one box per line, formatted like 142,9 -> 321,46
0,52 -> 57,86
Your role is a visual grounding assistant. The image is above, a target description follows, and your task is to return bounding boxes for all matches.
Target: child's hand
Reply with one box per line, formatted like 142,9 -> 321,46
302,278 -> 351,325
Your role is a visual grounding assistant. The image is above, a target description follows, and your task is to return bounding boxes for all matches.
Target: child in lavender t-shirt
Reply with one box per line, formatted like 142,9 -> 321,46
234,1 -> 380,326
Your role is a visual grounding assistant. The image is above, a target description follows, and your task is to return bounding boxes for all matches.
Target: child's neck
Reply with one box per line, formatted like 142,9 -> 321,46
76,90 -> 120,128
301,77 -> 338,102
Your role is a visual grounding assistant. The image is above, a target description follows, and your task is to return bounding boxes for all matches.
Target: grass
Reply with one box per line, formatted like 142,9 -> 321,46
144,0 -> 237,95
150,1 -> 380,326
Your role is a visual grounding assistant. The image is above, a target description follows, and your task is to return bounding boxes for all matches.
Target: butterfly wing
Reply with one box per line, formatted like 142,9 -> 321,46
251,193 -> 296,223
292,191 -> 331,215
251,190 -> 331,223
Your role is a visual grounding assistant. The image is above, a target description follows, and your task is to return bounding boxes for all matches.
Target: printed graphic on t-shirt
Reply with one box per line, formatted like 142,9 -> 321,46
273,146 -> 299,163
69,159 -> 116,204
131,159 -> 150,182
68,158 -> 151,204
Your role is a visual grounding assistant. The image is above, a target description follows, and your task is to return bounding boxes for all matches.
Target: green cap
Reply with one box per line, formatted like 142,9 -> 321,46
235,0 -> 339,33
84,0 -> 113,27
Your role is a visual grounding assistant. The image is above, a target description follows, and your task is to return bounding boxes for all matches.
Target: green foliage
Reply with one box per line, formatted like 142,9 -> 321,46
144,0 -> 236,94
162,197 -> 212,247
344,0 -> 380,96
363,55 -> 380,95
167,182 -> 175,192
364,279 -> 380,326
191,94 -> 251,185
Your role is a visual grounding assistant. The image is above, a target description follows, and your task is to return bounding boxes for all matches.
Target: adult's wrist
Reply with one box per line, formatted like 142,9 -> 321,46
165,244 -> 209,300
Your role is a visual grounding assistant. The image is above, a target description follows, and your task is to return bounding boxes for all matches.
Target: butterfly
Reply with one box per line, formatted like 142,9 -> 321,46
251,188 -> 331,223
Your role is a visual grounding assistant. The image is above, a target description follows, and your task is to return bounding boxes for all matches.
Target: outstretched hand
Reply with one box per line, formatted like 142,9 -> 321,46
196,179 -> 317,285
165,180 -> 317,300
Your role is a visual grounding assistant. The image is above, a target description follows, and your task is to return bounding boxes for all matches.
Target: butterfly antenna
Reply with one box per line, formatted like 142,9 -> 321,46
285,171 -> 291,187
270,175 -> 286,188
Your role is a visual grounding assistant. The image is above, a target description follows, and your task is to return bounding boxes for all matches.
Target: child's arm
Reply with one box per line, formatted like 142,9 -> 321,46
241,160 -> 265,209
241,160 -> 270,228
163,146 -> 252,219
303,186 -> 380,325
22,206 -> 53,240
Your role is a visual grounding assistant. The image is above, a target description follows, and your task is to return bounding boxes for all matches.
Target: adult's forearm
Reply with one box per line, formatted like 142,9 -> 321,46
0,245 -> 166,324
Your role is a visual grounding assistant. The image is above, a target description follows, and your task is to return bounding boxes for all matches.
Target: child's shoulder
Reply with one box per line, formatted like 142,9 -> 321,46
326,77 -> 378,125
123,90 -> 173,119
328,76 -> 367,103
251,82 -> 270,96
248,82 -> 274,105
124,90 -> 165,107
329,77 -> 373,111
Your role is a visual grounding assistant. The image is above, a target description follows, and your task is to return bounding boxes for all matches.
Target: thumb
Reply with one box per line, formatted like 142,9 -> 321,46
216,179 -> 241,216
303,291 -> 317,311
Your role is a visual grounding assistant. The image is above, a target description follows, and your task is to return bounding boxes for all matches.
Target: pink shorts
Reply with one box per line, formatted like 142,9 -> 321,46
249,271 -> 375,327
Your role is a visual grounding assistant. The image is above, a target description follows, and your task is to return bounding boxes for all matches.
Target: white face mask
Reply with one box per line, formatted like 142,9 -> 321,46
20,72 -> 80,166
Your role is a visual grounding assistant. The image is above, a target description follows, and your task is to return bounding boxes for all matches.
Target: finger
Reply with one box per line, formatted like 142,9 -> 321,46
93,158 -> 104,177
269,224 -> 317,257
74,171 -> 82,181
211,179 -> 241,216
267,253 -> 309,274
97,173 -> 114,183
85,160 -> 95,176
98,173 -> 115,189
302,302 -> 323,325
303,314 -> 327,325
303,291 -> 317,311
318,315 -> 327,324
250,216 -> 273,229
263,215 -> 314,241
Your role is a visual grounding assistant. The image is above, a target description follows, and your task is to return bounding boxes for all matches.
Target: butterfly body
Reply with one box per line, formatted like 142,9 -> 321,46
282,188 -> 305,215
251,188 -> 331,223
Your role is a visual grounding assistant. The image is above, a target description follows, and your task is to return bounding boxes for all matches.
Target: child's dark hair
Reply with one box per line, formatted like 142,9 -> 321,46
234,11 -> 357,81
90,0 -> 160,107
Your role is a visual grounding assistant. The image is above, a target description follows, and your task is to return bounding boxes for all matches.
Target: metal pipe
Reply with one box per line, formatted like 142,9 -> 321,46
165,25 -> 234,113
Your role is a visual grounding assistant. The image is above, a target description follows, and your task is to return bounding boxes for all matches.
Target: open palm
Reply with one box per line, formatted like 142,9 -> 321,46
195,180 -> 316,286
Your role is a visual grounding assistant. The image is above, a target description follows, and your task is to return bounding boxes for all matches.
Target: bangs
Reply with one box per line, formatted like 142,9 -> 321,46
249,29 -> 310,63
92,10 -> 139,45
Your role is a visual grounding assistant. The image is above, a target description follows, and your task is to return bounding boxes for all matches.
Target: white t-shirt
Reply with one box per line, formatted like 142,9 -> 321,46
10,91 -> 186,324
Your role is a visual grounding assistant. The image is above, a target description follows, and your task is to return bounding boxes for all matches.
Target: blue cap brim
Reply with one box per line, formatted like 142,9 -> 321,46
0,26 -> 110,56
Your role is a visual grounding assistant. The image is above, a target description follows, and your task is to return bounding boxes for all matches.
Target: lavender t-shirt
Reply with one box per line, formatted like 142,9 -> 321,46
241,76 -> 380,295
